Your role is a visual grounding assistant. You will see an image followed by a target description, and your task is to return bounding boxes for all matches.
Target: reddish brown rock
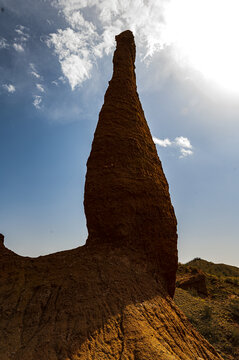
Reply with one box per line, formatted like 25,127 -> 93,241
84,30 -> 178,297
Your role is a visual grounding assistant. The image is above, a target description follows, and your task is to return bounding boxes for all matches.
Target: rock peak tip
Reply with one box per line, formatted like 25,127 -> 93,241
0,234 -> 4,246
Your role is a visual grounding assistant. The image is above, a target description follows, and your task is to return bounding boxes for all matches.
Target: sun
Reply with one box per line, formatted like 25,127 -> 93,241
163,0 -> 239,95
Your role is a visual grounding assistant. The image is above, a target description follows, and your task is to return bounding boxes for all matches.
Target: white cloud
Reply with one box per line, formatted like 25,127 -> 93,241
12,25 -> 29,54
174,136 -> 192,149
15,30 -> 29,42
29,63 -> 41,79
59,76 -> 66,83
61,53 -> 92,89
36,83 -> 45,92
31,71 -> 40,78
46,27 -> 94,90
48,0 -> 169,89
2,84 -> 16,93
33,95 -> 42,109
13,43 -> 24,52
52,76 -> 67,86
153,137 -> 171,147
0,37 -> 9,49
17,25 -> 27,31
15,25 -> 30,42
153,134 -> 193,158
15,29 -> 23,35
180,148 -> 193,158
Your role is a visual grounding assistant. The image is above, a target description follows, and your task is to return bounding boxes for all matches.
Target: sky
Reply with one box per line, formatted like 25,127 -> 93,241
0,0 -> 239,267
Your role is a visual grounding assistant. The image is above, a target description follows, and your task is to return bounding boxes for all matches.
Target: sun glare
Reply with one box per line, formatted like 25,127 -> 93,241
163,0 -> 239,94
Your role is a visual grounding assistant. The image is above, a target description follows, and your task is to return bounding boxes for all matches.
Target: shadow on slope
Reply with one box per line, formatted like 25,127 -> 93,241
0,243 -> 222,360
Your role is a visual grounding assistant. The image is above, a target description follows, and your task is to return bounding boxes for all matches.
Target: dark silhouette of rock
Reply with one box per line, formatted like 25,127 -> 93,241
0,31 -> 223,360
84,30 -> 178,297
0,233 -> 4,245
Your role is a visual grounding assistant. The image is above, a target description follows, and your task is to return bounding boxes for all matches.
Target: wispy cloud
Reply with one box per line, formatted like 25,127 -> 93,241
174,136 -> 192,149
12,25 -> 30,53
52,80 -> 59,86
3,84 -> 16,93
29,63 -> 41,79
15,25 -> 30,42
153,135 -> 193,158
33,95 -> 42,109
36,83 -> 45,92
51,76 -> 67,86
46,27 -> 94,90
13,43 -> 24,52
0,37 -> 9,49
31,71 -> 40,78
47,0 -> 169,89
180,148 -> 193,158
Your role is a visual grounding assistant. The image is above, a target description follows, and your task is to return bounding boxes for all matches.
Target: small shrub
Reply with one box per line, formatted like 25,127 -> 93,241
229,299 -> 239,322
187,314 -> 198,326
201,305 -> 212,320
233,278 -> 239,286
201,324 -> 219,343
230,328 -> 239,346
188,288 -> 198,297
225,277 -> 238,285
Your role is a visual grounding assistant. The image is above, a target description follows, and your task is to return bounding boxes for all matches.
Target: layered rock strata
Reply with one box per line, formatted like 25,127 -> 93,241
84,30 -> 177,296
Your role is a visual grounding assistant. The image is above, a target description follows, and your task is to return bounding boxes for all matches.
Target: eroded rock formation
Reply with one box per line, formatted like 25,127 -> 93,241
84,30 -> 177,296
0,31 -> 223,360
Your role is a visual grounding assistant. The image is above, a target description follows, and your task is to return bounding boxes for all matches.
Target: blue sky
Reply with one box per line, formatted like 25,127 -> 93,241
1,0 -> 239,267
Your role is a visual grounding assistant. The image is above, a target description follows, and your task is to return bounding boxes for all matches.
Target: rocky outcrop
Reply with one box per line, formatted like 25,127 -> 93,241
0,31 -> 223,360
84,30 -> 178,297
177,265 -> 208,297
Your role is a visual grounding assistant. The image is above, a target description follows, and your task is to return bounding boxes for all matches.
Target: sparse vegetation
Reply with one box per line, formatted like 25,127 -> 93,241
201,304 -> 212,320
187,258 -> 239,278
230,328 -> 239,346
175,258 -> 239,360
229,299 -> 239,322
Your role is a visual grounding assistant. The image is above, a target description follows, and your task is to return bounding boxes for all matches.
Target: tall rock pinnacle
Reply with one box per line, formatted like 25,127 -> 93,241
84,30 -> 177,294
84,30 -> 178,296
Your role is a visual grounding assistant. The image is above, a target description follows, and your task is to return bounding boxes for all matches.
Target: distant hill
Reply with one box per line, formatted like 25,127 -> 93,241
175,258 -> 239,360
187,258 -> 239,278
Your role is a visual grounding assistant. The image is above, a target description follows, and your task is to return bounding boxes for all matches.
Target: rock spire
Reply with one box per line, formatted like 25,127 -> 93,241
84,30 -> 178,296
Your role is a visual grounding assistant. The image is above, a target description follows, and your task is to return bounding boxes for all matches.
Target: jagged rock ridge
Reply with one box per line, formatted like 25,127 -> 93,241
84,30 -> 177,297
0,30 -> 223,360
